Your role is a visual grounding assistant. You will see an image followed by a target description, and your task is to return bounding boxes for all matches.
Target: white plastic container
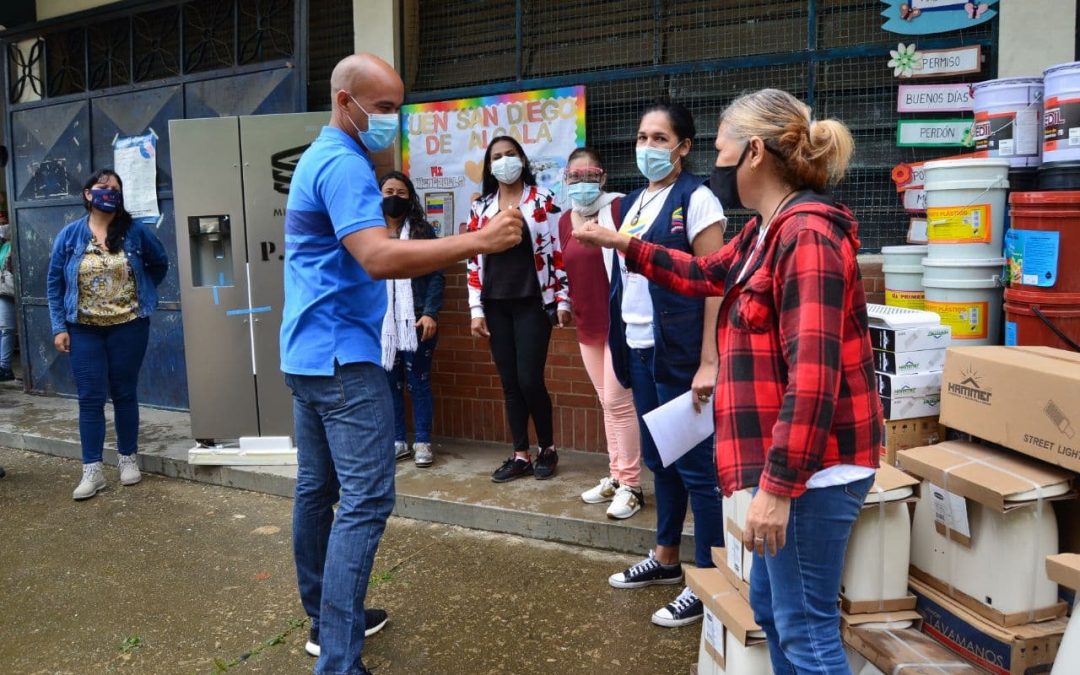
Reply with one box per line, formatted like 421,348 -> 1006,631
1043,61 -> 1080,164
724,628 -> 773,674
924,158 -> 1009,260
882,245 -> 927,310
841,485 -> 914,608
910,480 -> 1064,617
973,77 -> 1044,168
921,257 -> 1004,346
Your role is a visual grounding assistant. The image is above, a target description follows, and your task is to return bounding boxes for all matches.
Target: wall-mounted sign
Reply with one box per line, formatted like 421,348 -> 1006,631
897,119 -> 975,147
909,45 -> 982,78
908,218 -> 929,243
904,189 -> 928,212
898,83 -> 974,112
881,0 -> 999,36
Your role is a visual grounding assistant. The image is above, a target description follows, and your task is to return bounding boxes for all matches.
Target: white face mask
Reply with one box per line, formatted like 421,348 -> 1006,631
491,156 -> 524,185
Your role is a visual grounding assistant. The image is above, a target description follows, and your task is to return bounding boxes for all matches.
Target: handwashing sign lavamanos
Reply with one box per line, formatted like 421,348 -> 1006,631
401,86 -> 586,236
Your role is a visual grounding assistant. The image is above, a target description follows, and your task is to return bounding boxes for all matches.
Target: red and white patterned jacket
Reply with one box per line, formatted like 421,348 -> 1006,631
466,185 -> 570,319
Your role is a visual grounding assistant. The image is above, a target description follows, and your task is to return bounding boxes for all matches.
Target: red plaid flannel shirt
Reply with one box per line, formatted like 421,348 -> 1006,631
625,194 -> 882,497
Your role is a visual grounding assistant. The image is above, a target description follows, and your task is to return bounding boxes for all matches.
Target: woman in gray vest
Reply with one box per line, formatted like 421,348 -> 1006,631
604,101 -> 727,628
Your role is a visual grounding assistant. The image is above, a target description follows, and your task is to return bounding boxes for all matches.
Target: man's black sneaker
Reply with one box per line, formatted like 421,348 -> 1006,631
608,551 -> 684,589
534,446 -> 558,480
651,586 -> 704,627
304,609 -> 389,657
491,456 -> 533,483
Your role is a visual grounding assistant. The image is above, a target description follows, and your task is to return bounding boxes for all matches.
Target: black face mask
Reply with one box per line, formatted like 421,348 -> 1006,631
382,195 -> 411,219
709,143 -> 750,211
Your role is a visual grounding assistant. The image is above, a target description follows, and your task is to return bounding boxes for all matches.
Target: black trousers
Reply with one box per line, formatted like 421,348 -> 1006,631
484,297 -> 554,451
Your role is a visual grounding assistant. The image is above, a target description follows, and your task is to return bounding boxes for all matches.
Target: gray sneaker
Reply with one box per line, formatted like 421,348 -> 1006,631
413,442 -> 434,467
394,441 -> 411,461
73,462 -> 107,500
118,454 -> 141,486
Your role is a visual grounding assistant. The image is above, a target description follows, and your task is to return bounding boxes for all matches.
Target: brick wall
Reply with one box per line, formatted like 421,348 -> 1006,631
431,254 -> 887,453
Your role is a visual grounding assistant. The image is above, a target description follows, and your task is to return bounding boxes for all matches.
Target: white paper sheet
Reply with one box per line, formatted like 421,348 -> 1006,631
643,390 -> 715,467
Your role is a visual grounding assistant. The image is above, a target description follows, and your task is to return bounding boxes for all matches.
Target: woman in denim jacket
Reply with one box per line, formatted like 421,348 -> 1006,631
47,169 -> 169,501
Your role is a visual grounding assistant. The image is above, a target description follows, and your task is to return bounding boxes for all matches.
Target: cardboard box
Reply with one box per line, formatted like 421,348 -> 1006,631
882,416 -> 946,467
875,348 -> 946,375
909,567 -> 1068,627
686,567 -> 769,674
871,324 -> 953,352
715,531 -> 752,604
877,371 -> 943,399
940,346 -> 1080,474
911,577 -> 1066,675
881,394 -> 942,421
844,619 -> 987,674
1047,553 -> 1080,592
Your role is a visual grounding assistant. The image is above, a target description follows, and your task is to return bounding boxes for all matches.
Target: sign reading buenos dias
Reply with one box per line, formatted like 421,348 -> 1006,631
909,45 -> 982,78
401,86 -> 586,236
897,83 -> 974,113
897,119 -> 974,147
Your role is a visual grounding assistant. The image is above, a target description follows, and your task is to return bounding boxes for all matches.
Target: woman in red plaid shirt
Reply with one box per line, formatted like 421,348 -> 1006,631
576,89 -> 883,675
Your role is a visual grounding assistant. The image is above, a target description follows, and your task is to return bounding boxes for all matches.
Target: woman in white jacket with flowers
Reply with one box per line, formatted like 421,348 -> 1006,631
466,135 -> 570,483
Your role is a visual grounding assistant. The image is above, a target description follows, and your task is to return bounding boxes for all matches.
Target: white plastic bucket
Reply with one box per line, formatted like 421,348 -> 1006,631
973,77 -> 1044,168
921,258 -> 1004,345
882,245 -> 927,310
1043,61 -> 1080,164
841,486 -> 913,608
924,158 -> 1009,260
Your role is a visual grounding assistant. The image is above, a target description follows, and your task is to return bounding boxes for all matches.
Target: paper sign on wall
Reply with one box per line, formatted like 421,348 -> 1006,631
910,45 -> 982,78
113,132 -> 159,219
908,218 -> 929,243
904,189 -> 927,212
897,83 -> 974,112
897,119 -> 974,147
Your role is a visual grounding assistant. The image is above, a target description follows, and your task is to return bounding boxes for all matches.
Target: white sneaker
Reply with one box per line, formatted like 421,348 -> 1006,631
607,485 -> 643,520
581,476 -> 619,504
413,442 -> 434,467
73,462 -> 107,500
394,441 -> 411,461
118,454 -> 141,486
651,586 -> 705,628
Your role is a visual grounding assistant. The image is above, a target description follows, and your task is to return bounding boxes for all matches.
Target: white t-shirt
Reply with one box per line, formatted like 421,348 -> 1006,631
618,185 -> 725,348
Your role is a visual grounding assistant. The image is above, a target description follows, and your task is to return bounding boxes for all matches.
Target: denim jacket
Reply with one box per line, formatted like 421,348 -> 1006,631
47,215 -> 169,335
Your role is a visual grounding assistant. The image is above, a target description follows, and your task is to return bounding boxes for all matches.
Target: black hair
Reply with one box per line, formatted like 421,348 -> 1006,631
82,168 -> 132,254
481,135 -> 537,198
379,171 -> 436,240
640,100 -> 696,170
567,145 -> 604,167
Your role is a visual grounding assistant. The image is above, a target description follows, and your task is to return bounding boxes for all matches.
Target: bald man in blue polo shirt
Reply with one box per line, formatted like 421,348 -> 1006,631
281,53 -> 523,675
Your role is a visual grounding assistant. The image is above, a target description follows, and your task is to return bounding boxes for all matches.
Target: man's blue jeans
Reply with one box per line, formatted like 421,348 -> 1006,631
0,296 -> 15,371
387,333 -> 437,444
627,347 -> 723,568
67,318 -> 150,464
286,362 -> 396,675
750,475 -> 874,675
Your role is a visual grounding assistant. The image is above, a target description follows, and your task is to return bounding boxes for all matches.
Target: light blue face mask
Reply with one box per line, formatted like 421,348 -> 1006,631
567,181 -> 602,207
346,93 -> 400,152
636,144 -> 681,182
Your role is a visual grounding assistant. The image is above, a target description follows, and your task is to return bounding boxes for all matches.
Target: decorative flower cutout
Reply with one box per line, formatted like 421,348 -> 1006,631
888,43 -> 922,78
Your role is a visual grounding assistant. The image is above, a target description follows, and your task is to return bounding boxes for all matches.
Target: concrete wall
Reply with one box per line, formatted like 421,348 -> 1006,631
998,0 -> 1077,77
36,0 -> 119,21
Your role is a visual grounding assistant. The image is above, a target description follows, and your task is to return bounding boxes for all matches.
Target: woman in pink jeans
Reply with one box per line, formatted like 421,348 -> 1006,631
558,147 -> 643,519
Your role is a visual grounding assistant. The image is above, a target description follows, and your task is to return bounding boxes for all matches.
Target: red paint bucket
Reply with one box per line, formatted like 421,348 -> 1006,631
1006,191 -> 1080,294
1004,287 -> 1080,351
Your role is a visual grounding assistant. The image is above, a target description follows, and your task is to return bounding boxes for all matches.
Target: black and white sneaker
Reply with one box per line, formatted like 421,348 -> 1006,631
304,609 -> 389,657
608,551 -> 684,589
651,586 -> 704,628
491,456 -> 533,483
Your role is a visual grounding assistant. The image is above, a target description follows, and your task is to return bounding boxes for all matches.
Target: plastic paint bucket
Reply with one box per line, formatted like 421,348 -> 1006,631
1006,190 -> 1080,294
1043,61 -> 1080,164
1004,287 -> 1080,351
882,245 -> 927,310
1038,161 -> 1080,190
921,257 -> 1004,345
1009,168 -> 1040,192
973,77 -> 1044,168
924,158 -> 1010,260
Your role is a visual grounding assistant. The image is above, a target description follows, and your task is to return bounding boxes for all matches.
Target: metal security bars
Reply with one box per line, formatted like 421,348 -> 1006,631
406,0 -> 997,250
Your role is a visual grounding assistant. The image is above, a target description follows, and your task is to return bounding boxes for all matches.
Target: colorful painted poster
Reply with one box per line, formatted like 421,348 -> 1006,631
881,0 -> 999,35
401,86 -> 586,236
113,132 -> 159,219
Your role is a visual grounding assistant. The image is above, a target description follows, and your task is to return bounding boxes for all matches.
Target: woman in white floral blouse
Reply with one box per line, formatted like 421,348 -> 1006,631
467,135 -> 570,483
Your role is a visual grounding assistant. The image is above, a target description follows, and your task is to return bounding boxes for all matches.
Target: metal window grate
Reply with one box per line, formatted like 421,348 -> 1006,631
410,0 -> 998,251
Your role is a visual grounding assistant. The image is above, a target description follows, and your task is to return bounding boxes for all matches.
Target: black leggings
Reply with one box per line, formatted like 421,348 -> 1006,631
484,298 -> 554,451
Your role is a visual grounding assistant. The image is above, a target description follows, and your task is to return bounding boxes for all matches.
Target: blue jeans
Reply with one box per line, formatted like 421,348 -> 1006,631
387,332 -> 437,443
67,318 -> 150,464
285,362 -> 396,675
628,347 -> 723,568
0,296 -> 14,370
750,475 -> 874,675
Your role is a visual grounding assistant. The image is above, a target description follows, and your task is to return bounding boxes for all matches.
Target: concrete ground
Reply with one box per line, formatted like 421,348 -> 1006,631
0,448 -> 699,674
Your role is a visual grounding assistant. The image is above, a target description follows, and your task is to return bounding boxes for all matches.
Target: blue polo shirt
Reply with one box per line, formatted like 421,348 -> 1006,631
280,126 -> 387,375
